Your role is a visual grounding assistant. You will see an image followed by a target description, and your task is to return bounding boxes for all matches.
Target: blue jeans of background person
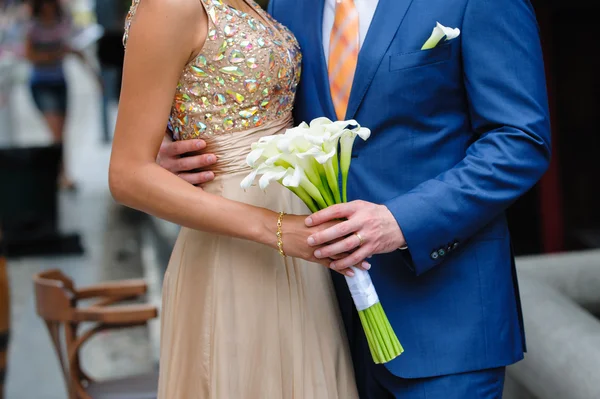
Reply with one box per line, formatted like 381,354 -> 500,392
30,80 -> 67,115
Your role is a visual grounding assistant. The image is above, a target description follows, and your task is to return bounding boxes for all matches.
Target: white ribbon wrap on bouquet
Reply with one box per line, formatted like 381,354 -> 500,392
345,267 -> 379,311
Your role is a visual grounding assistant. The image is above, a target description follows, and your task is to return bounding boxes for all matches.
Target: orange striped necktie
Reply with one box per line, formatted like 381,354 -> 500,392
328,0 -> 359,121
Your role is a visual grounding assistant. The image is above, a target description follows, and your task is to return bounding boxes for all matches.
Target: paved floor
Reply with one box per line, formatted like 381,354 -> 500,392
2,55 -> 160,399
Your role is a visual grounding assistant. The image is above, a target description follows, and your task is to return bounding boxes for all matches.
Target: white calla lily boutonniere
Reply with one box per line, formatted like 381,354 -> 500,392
421,22 -> 461,50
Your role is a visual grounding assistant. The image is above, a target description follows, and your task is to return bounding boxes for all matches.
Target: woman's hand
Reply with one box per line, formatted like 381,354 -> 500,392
280,215 -> 365,277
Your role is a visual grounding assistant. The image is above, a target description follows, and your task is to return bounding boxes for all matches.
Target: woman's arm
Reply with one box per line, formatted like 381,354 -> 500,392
109,0 -> 332,267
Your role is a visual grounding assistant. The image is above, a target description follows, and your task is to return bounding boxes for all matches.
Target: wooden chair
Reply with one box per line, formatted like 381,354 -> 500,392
33,269 -> 159,399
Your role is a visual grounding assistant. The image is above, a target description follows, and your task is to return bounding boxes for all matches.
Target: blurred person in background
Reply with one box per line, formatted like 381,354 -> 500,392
24,0 -> 97,190
95,0 -> 127,142
0,0 -> 30,54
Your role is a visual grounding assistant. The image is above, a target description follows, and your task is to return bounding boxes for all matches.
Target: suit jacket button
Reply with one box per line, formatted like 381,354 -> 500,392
430,251 -> 439,260
438,249 -> 446,257
453,242 -> 459,249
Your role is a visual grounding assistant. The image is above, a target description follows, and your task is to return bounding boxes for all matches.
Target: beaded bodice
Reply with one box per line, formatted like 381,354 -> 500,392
123,0 -> 302,140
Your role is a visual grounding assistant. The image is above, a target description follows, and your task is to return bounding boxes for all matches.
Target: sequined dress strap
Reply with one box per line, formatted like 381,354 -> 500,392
122,0 -> 141,48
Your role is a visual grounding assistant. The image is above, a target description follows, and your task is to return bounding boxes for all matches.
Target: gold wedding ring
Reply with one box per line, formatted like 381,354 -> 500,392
355,233 -> 365,247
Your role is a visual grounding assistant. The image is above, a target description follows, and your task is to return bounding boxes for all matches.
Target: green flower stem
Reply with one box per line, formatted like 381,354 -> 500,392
358,310 -> 377,363
274,159 -> 293,169
342,176 -> 348,203
320,176 -> 336,207
314,161 -> 336,207
366,308 -> 386,362
380,303 -> 403,361
369,306 -> 389,362
287,186 -> 319,213
300,159 -> 323,189
367,306 -> 390,361
340,135 -> 355,203
358,303 -> 403,364
374,305 -> 394,360
381,305 -> 403,355
324,159 -> 342,204
332,152 -> 339,180
358,309 -> 383,363
299,176 -> 328,209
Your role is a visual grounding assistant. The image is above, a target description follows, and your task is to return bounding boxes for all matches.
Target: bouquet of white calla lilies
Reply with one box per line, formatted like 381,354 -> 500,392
241,118 -> 403,364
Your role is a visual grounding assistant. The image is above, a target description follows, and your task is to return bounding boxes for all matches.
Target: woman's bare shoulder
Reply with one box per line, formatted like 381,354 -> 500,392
130,0 -> 204,35
124,0 -> 206,55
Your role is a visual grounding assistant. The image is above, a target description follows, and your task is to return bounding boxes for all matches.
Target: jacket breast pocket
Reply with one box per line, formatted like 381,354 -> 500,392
389,44 -> 452,71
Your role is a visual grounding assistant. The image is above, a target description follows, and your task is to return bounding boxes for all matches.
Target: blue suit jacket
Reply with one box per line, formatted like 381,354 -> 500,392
269,0 -> 551,378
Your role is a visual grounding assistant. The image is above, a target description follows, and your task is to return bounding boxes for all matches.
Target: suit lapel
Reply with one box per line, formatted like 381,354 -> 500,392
345,0 -> 415,120
306,0 -> 336,120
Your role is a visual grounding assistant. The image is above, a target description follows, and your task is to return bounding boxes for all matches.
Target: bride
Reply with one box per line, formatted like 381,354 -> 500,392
109,0 -> 359,397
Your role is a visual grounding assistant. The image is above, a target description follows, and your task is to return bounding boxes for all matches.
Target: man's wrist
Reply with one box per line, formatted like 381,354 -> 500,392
382,204 -> 408,251
396,230 -> 408,251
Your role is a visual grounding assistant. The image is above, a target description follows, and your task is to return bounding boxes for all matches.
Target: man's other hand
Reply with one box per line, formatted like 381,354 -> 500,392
157,134 -> 217,186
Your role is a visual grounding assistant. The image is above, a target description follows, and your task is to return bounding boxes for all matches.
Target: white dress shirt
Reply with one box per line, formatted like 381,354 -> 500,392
322,0 -> 379,64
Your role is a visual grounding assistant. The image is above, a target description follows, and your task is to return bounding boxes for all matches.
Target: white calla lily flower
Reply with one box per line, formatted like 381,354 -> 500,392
421,22 -> 460,50
327,120 -> 356,133
277,132 -> 313,154
258,166 -> 288,190
245,134 -> 285,167
309,117 -> 333,128
240,168 -> 259,190
241,163 -> 286,190
356,127 -> 371,141
314,146 -> 336,165
281,165 -> 303,188
280,166 -> 320,212
339,125 -> 371,202
295,146 -> 327,160
246,148 -> 266,167
280,165 -> 328,209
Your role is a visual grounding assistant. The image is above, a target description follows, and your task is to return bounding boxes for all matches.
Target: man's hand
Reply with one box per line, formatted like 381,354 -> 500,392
157,134 -> 217,185
305,200 -> 406,271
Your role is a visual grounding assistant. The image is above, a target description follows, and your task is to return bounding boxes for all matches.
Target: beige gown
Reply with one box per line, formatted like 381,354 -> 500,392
124,0 -> 359,397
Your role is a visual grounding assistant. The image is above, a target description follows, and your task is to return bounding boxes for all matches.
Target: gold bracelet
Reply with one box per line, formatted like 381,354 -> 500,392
276,211 -> 286,257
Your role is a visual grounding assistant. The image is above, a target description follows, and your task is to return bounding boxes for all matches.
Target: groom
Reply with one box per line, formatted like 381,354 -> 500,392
158,0 -> 551,397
